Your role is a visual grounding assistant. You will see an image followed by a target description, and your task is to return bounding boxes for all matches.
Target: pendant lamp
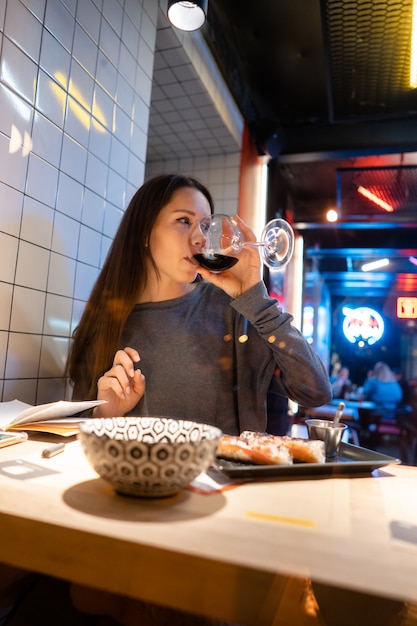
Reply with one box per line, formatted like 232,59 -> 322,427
167,0 -> 208,32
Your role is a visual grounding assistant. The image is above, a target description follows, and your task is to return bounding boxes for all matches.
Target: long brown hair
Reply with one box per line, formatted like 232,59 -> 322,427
372,361 -> 396,383
67,174 -> 214,399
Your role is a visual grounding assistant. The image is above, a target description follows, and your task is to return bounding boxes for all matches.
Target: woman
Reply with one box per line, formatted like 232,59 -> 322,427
67,174 -> 331,433
361,361 -> 403,417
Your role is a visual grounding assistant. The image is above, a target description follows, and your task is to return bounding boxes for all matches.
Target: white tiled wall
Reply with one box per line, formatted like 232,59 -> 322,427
0,0 -> 157,404
0,0 -> 244,407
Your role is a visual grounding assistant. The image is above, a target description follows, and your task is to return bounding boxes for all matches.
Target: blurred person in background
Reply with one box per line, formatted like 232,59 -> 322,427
360,362 -> 402,418
331,366 -> 352,399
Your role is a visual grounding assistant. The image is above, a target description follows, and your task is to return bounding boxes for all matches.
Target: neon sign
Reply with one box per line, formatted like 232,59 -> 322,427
397,297 -> 417,319
342,306 -> 385,346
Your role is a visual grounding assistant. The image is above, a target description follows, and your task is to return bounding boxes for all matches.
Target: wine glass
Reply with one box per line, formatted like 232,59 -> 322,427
193,214 -> 294,272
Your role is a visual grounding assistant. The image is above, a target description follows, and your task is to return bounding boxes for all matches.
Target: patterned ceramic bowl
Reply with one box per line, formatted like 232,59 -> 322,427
78,417 -> 222,498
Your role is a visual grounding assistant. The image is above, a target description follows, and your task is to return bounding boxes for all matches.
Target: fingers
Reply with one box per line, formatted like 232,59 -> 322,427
113,347 -> 140,378
99,347 -> 144,401
96,372 -> 146,419
119,347 -> 146,396
129,364 -> 146,396
98,367 -> 132,401
233,214 -> 257,243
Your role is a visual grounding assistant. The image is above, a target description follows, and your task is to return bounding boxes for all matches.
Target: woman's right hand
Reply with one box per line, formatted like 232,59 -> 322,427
94,347 -> 146,417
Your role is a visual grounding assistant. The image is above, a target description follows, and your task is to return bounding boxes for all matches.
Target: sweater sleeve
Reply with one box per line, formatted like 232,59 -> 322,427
230,281 -> 332,408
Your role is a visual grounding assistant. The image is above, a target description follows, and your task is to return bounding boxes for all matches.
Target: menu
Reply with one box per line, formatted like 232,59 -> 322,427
0,399 -> 106,436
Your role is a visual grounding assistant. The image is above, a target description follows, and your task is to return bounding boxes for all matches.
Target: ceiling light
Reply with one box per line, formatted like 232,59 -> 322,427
167,1 -> 208,31
357,186 -> 394,212
326,209 -> 338,222
361,258 -> 390,272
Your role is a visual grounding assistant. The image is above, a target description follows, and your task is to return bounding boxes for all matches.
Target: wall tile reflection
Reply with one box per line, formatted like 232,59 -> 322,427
5,332 -> 42,378
39,335 -> 70,377
21,196 -> 54,248
0,232 -> 18,283
36,70 -> 66,127
0,82 -> 33,138
1,38 -> 37,104
0,180 -> 23,237
0,282 -> 12,330
43,293 -> 73,336
47,252 -> 76,298
51,211 -> 80,259
15,243 -> 49,292
10,285 -> 46,334
6,0 -> 42,61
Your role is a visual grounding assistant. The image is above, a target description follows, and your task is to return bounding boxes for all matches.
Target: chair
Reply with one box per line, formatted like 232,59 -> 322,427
395,405 -> 417,464
360,404 -> 417,463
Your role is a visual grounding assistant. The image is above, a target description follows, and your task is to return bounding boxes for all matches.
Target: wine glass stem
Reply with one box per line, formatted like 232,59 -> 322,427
242,241 -> 265,248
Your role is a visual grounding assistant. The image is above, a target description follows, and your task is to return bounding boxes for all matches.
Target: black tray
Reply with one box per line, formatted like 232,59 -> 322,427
214,442 -> 400,478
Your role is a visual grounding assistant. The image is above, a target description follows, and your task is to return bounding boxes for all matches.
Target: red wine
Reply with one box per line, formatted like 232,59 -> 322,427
193,253 -> 239,272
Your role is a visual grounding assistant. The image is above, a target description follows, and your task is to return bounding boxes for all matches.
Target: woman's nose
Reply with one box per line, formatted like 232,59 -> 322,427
190,223 -> 204,248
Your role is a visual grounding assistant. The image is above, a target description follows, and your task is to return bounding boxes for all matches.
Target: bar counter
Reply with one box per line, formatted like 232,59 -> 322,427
0,437 -> 416,624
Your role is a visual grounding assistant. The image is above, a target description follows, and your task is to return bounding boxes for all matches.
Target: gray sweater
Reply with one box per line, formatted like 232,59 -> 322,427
120,281 -> 331,435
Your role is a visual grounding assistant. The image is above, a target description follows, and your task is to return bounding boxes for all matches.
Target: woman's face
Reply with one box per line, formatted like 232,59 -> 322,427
148,186 -> 211,285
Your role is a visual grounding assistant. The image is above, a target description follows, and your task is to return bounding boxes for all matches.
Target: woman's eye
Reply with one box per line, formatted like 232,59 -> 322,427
178,217 -> 191,225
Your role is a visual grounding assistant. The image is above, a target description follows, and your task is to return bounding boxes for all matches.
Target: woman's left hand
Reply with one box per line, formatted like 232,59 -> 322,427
196,215 -> 262,298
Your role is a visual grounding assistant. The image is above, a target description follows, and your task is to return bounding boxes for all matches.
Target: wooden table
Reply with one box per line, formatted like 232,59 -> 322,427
330,399 -> 377,412
1,438 -> 417,624
305,401 -> 377,421
304,403 -> 359,421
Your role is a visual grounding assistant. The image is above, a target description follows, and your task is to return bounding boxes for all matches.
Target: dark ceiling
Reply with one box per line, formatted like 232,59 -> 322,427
203,0 -> 417,300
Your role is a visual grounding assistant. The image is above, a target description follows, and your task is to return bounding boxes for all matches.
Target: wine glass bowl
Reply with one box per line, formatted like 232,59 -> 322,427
193,214 -> 242,272
193,214 -> 294,272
